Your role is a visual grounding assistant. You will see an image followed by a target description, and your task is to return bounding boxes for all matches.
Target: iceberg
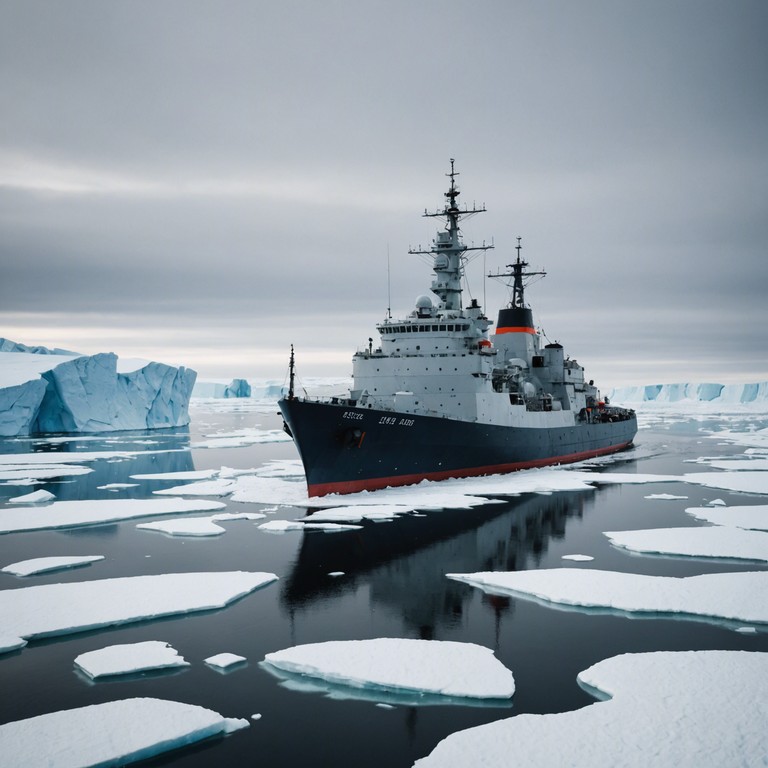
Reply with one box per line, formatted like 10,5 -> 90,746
0,343 -> 196,436
192,378 -> 252,398
0,697 -> 248,767
414,651 -> 768,768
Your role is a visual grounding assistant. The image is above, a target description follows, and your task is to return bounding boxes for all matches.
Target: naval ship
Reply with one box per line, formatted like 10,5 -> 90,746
280,162 -> 636,497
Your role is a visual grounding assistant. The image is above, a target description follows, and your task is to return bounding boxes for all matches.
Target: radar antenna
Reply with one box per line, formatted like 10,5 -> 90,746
488,237 -> 546,308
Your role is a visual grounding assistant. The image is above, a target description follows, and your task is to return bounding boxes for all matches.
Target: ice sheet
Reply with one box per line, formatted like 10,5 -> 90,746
447,569 -> 768,625
414,651 -> 768,767
0,498 -> 227,534
0,571 -> 277,649
604,527 -> 768,562
0,697 -> 248,767
2,555 -> 104,577
74,641 -> 189,678
263,638 -> 514,700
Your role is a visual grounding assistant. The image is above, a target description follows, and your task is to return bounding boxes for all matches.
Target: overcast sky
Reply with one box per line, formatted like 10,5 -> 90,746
2,0 -> 766,387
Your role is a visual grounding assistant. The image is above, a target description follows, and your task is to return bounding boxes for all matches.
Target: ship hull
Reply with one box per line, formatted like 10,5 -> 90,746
280,398 -> 637,497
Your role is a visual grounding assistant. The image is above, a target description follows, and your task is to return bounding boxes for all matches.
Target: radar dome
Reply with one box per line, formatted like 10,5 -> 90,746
415,294 -> 434,318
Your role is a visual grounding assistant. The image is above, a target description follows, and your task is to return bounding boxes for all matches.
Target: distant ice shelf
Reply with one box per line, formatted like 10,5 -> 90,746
608,380 -> 768,405
0,339 -> 196,436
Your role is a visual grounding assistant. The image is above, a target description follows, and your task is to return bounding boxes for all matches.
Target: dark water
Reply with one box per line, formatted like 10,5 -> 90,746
0,404 -> 766,767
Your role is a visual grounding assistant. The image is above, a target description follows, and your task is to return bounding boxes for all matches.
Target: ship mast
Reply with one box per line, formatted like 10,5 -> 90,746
409,159 -> 492,311
488,237 -> 546,309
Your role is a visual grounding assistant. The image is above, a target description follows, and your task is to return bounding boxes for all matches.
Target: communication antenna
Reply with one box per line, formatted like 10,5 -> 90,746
387,243 -> 392,319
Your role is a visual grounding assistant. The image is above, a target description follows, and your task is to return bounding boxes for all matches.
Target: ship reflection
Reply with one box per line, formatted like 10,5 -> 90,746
282,491 -> 586,638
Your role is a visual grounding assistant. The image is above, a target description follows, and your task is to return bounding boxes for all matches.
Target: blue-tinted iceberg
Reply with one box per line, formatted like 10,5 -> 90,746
0,342 -> 196,436
192,378 -> 252,398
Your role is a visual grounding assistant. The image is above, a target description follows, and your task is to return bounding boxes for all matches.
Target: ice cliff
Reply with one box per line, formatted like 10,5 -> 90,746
0,341 -> 196,437
608,381 -> 768,404
192,378 -> 252,398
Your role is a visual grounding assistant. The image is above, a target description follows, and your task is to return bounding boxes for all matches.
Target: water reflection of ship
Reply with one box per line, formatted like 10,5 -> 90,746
282,492 -> 586,640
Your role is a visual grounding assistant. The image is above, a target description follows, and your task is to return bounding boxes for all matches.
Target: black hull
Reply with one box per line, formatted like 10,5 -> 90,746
279,398 -> 637,497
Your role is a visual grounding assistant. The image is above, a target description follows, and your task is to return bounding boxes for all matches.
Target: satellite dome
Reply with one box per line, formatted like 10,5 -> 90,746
415,295 -> 433,309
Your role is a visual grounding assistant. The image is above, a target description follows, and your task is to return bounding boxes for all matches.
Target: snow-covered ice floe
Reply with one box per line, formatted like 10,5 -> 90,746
2,555 -> 104,577
262,639 -> 514,703
0,571 -> 277,652
137,512 -> 265,537
561,554 -> 594,562
604,527 -> 768,562
0,498 -> 226,534
686,504 -> 768,530
192,428 -> 292,449
257,519 -> 362,533
414,651 -> 768,768
205,652 -> 247,671
683,470 -> 768,496
447,569 -> 768,626
0,697 -> 248,767
6,489 -> 55,504
74,641 -> 189,679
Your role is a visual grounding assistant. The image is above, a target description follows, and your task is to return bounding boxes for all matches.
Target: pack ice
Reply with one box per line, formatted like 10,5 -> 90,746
0,340 -> 196,436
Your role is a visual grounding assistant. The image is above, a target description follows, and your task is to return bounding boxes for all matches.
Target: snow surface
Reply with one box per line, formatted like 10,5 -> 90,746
205,652 -> 247,670
686,504 -> 768,530
263,639 -> 515,701
414,651 -> 768,768
0,697 -> 248,768
0,498 -> 226,534
447,569 -> 768,626
0,349 -> 196,436
0,571 -> 277,650
2,555 -> 104,577
604,527 -> 768,562
74,641 -> 189,678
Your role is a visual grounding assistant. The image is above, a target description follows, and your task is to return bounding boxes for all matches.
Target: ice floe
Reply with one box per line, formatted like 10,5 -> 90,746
604,527 -> 768,562
263,638 -> 514,701
7,489 -> 55,503
74,641 -> 189,679
644,493 -> 688,500
153,478 -> 237,496
561,554 -> 594,562
683,471 -> 768,496
192,428 -> 292,449
686,504 -> 768,530
2,555 -> 104,577
205,652 -> 246,671
0,465 -> 93,482
137,512 -> 265,537
0,571 -> 277,650
130,469 -> 219,481
414,651 -> 768,768
0,697 -> 248,767
447,569 -> 768,626
0,498 -> 226,534
257,520 -> 362,533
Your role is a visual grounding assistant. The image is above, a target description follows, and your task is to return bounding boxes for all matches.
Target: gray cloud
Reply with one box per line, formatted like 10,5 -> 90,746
1,0 -> 767,385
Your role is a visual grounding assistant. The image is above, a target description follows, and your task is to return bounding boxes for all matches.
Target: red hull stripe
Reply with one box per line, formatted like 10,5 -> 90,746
307,441 -> 633,497
495,326 -> 536,334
